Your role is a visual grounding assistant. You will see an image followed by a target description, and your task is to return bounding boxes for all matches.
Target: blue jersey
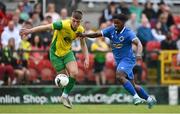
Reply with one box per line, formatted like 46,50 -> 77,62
101,26 -> 138,79
101,26 -> 137,61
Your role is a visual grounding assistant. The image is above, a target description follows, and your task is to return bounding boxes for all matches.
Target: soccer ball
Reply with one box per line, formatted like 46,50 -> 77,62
55,74 -> 69,87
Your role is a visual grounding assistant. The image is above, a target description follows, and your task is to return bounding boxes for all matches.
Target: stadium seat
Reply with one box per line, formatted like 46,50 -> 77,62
28,68 -> 39,82
86,70 -> 96,83
173,15 -> 180,24
104,68 -> 116,84
88,54 -> 94,70
40,68 -> 55,81
172,55 -> 180,70
37,59 -> 55,72
37,59 -> 56,83
105,52 -> 115,69
76,68 -> 85,84
28,60 -> 37,69
146,41 -> 161,60
146,41 -> 161,52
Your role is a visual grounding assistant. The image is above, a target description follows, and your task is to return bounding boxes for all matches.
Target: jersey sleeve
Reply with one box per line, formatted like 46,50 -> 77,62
101,26 -> 111,38
91,43 -> 98,52
51,20 -> 63,30
128,30 -> 137,42
79,26 -> 85,33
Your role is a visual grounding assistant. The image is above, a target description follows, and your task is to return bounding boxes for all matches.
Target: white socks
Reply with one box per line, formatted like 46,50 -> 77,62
62,93 -> 68,98
147,96 -> 153,102
133,93 -> 140,98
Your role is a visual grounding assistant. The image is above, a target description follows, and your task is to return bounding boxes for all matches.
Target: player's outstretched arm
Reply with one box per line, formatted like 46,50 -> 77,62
20,24 -> 52,36
78,32 -> 102,38
80,38 -> 89,69
132,38 -> 143,59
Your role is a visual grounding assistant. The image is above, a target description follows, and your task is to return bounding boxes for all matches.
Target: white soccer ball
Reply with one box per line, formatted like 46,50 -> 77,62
55,74 -> 69,87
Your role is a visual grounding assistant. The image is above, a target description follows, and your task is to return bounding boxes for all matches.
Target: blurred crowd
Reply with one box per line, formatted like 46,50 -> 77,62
0,0 -> 180,86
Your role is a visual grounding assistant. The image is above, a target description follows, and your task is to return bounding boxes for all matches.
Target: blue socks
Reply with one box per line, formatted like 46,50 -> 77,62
136,86 -> 149,100
123,81 -> 149,100
123,81 -> 137,96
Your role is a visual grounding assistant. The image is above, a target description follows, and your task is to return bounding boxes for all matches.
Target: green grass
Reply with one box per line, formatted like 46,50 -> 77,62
0,104 -> 179,114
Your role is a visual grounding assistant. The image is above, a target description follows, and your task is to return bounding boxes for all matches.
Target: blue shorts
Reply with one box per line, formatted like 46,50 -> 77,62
115,58 -> 135,80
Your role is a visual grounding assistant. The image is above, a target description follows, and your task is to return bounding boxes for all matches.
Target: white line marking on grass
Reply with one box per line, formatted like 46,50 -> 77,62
1,112 -> 179,114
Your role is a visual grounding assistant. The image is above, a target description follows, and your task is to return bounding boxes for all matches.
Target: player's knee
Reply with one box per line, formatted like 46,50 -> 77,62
116,71 -> 126,84
69,69 -> 79,76
135,85 -> 141,91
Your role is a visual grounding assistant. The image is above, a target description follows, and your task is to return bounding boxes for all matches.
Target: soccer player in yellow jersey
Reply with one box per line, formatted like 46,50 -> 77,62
20,10 -> 89,108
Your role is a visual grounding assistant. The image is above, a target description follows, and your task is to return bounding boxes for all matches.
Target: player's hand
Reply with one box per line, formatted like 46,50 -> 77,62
76,32 -> 82,37
84,58 -> 89,69
136,55 -> 142,65
136,55 -> 142,60
19,28 -> 32,36
76,33 -> 85,38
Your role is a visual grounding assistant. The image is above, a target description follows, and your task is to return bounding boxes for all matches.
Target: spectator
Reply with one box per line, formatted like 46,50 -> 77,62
151,21 -> 166,42
38,20 -> 52,49
1,20 -> 21,49
30,35 -> 44,65
23,0 -> 33,14
137,15 -> 154,46
3,38 -> 29,85
83,21 -> 95,50
1,38 -> 17,85
126,13 -> 140,33
12,14 -> 22,31
176,36 -> 180,65
19,21 -> 32,60
91,37 -> 109,85
129,0 -> 142,23
45,3 -> 60,22
14,49 -> 30,85
60,8 -> 69,20
45,15 -> 52,24
159,13 -> 169,34
163,5 -> 175,28
33,3 -> 43,21
0,44 -> 13,86
161,33 -> 177,50
132,44 -> 146,84
30,12 -> 41,27
157,0 -> 166,18
18,2 -> 29,22
20,35 -> 31,60
157,2 -> 174,29
4,13 -> 22,31
0,1 -> 8,35
117,1 -> 130,17
72,39 -> 81,55
142,1 -> 157,22
100,22 -> 110,46
99,1 -> 121,24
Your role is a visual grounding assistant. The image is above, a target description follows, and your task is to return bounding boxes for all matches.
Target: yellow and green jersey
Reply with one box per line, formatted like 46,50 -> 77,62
91,42 -> 108,63
51,19 -> 84,57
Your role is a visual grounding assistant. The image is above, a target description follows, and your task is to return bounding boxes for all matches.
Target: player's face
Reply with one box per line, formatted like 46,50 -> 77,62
71,17 -> 81,30
113,19 -> 123,31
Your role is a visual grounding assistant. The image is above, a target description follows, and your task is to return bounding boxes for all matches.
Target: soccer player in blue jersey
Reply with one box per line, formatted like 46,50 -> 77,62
79,14 -> 156,108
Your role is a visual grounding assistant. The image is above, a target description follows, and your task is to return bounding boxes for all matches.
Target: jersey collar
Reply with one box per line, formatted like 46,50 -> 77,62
115,26 -> 126,34
120,27 -> 125,34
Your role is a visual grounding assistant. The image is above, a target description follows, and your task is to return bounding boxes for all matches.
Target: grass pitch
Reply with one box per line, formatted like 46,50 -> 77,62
0,104 -> 179,114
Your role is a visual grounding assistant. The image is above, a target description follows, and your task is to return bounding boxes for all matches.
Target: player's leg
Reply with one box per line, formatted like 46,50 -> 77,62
99,62 -> 106,85
57,69 -> 73,108
63,51 -> 77,96
59,51 -> 77,108
130,79 -> 157,109
94,61 -> 102,85
116,61 -> 145,105
50,50 -> 73,108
